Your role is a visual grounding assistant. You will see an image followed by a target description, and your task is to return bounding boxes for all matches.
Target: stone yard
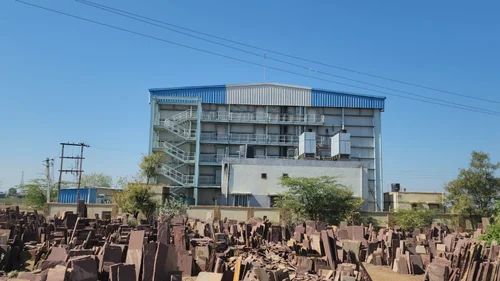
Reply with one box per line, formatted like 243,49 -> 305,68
0,205 -> 497,281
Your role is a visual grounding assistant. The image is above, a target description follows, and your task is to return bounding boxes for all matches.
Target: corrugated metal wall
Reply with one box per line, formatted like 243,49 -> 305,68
151,85 -> 226,104
226,84 -> 312,106
150,84 -> 385,109
58,188 -> 97,204
311,89 -> 385,110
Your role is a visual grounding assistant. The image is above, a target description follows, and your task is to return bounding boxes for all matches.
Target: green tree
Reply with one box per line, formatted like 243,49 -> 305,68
115,183 -> 157,219
8,187 -> 17,197
81,172 -> 112,187
445,151 -> 500,218
140,152 -> 163,185
22,179 -> 56,209
276,176 -> 363,225
159,196 -> 188,223
480,199 -> 500,245
393,209 -> 434,230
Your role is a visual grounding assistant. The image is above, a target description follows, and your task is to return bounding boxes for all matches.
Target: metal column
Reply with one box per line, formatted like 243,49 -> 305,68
193,100 -> 202,205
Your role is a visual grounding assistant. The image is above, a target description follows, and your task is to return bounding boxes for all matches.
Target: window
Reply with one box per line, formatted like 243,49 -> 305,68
233,194 -> 248,207
282,173 -> 289,178
261,173 -> 267,179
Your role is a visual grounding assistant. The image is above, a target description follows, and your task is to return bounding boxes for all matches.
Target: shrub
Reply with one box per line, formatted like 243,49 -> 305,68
393,209 -> 434,230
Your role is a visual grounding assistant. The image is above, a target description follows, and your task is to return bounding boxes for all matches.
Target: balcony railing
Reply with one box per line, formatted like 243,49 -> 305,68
199,153 -> 296,164
200,133 -> 298,145
201,111 -> 324,124
198,175 -> 220,186
199,154 -> 230,163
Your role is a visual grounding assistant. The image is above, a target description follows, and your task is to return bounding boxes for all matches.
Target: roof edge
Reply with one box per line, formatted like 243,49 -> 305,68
226,82 -> 311,90
149,84 -> 226,93
148,83 -> 386,101
312,87 -> 386,100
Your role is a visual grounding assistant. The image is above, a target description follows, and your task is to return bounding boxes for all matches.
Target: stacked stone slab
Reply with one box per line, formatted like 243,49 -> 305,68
3,205 -> 498,281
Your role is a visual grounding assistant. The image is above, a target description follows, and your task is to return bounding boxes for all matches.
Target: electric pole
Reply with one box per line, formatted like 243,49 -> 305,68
43,158 -> 54,203
56,142 -> 90,201
20,171 -> 24,189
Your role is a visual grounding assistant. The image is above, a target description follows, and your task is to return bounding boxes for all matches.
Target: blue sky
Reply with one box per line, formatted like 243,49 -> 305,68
1,0 -> 499,192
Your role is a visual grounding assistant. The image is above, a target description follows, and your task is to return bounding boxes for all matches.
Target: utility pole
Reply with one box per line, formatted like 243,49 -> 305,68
43,158 -> 54,203
56,142 -> 90,202
19,171 -> 24,190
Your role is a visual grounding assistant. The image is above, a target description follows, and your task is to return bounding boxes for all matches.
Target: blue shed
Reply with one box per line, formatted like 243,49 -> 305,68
58,187 -> 98,204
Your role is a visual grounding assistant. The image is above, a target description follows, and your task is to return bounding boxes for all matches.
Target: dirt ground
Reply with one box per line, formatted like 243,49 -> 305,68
181,264 -> 426,281
363,263 -> 425,281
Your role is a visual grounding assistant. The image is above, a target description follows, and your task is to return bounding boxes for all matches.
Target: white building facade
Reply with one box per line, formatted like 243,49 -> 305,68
149,83 -> 385,211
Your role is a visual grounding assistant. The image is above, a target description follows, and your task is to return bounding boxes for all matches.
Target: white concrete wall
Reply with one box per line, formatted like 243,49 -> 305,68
186,206 -> 281,223
221,158 -> 368,209
220,207 -> 249,222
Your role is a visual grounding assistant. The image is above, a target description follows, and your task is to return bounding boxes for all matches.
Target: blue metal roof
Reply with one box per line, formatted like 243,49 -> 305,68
150,85 -> 226,104
149,83 -> 385,110
311,88 -> 385,110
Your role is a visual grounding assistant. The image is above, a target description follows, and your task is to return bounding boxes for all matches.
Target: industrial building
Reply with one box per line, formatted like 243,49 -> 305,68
149,83 -> 385,211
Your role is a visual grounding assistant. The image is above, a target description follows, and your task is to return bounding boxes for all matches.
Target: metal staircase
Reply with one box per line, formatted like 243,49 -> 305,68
159,166 -> 194,186
158,110 -> 196,140
156,141 -> 195,163
155,109 -> 198,188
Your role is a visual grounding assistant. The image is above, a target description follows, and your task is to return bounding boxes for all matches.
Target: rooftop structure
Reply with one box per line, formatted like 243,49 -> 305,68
383,191 -> 446,213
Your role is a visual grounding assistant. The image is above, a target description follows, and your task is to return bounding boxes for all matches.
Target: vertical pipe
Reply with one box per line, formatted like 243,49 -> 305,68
225,164 -> 230,205
227,104 -> 231,141
148,98 -> 157,154
374,110 -> 383,211
193,100 -> 202,205
45,158 -> 51,203
189,106 -> 192,134
341,108 -> 345,130
57,144 -> 65,195
76,144 -> 85,201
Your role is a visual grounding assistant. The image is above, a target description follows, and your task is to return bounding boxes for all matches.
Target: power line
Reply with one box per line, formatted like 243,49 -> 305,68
76,0 -> 500,105
15,0 -> 500,116
74,0 -> 500,115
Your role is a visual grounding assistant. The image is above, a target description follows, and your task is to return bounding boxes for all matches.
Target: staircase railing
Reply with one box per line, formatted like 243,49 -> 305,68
157,109 -> 196,139
156,141 -> 195,162
160,166 -> 194,186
